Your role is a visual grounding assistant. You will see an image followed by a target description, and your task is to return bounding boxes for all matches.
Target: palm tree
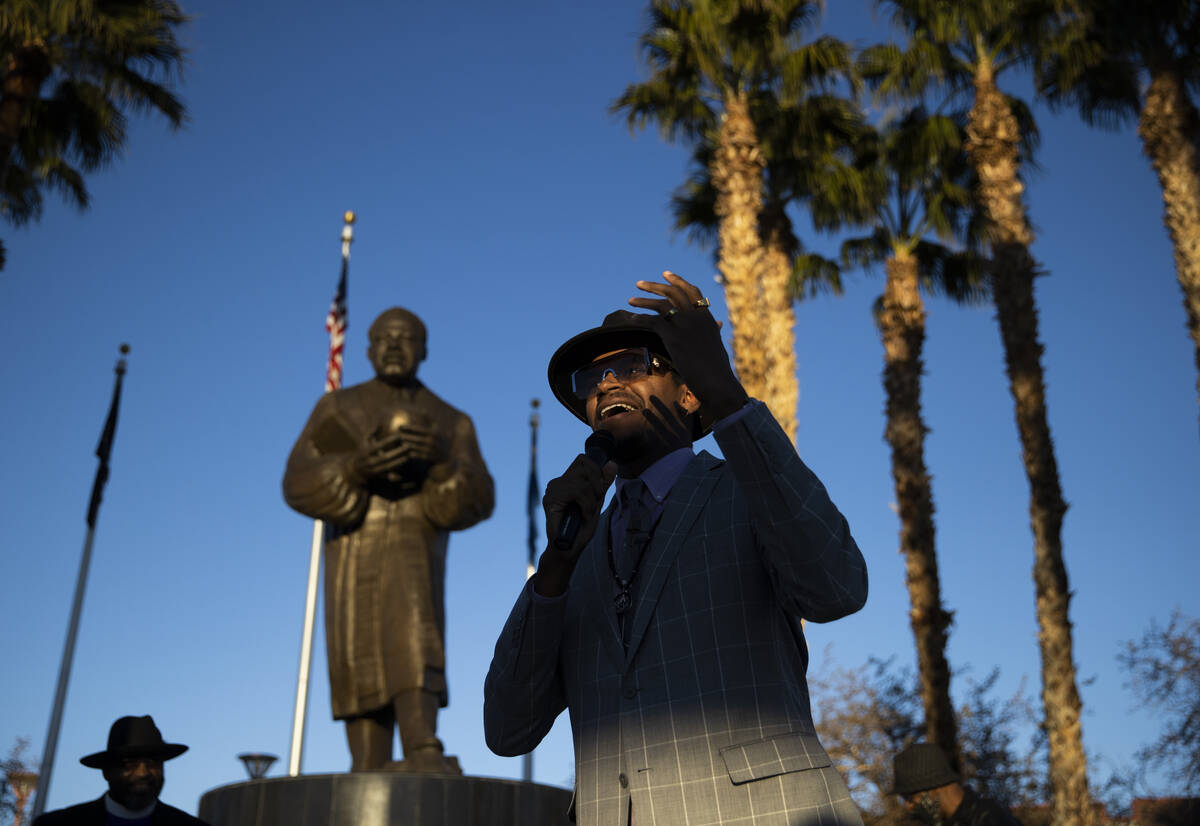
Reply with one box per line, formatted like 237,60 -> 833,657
670,88 -> 866,442
1038,0 -> 1200,430
612,0 -> 853,441
804,106 -> 986,771
863,3 -> 1095,824
0,0 -> 188,266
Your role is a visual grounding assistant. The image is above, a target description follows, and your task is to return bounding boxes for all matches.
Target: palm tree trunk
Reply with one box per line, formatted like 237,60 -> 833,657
967,61 -> 1093,826
1138,69 -> 1200,431
712,92 -> 768,403
760,198 -> 799,443
880,250 -> 959,770
0,41 -> 51,186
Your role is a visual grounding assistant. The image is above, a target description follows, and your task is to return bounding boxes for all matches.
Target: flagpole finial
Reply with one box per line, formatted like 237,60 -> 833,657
116,343 -> 130,375
341,211 -> 355,250
343,210 -> 356,225
530,397 -> 539,427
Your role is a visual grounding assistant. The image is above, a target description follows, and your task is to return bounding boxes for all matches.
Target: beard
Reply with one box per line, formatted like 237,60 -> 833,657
910,794 -> 944,826
111,776 -> 162,810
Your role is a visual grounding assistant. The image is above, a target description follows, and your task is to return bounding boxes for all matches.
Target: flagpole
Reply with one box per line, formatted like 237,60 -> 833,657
523,398 -> 540,784
287,211 -> 354,778
31,344 -> 130,821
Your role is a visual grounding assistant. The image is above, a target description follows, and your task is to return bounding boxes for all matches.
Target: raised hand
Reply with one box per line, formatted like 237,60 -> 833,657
628,271 -> 748,420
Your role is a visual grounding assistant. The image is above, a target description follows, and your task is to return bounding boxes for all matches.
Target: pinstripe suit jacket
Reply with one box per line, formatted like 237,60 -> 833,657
484,402 -> 867,826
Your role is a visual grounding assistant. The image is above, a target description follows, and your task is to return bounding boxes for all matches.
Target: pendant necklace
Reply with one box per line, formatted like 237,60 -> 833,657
608,548 -> 637,615
608,516 -> 658,615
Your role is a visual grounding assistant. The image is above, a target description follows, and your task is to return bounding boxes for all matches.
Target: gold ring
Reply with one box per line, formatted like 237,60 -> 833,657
665,307 -> 679,318
694,297 -> 710,309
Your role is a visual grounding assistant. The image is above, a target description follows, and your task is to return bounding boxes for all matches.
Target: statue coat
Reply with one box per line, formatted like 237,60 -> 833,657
283,378 -> 494,719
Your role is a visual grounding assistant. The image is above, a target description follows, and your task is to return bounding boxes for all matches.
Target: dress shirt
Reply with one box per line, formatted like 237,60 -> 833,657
609,446 -> 693,571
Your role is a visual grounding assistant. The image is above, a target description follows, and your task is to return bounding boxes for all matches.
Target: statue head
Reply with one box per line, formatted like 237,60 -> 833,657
368,307 -> 427,386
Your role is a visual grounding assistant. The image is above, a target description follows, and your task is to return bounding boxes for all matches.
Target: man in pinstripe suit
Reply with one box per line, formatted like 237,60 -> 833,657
485,272 -> 868,825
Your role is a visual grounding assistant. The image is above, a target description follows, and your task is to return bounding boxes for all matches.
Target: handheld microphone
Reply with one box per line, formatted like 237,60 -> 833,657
553,429 -> 616,551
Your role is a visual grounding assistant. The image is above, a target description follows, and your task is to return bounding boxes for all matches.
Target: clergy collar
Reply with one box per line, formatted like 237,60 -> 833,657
104,793 -> 157,820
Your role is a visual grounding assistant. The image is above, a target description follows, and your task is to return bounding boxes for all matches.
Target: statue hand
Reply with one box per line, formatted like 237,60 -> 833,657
353,426 -> 443,479
388,422 -> 446,466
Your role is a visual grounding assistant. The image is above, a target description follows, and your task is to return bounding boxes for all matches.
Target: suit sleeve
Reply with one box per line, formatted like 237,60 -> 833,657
281,393 -> 370,527
422,412 -> 495,530
713,400 -> 868,622
32,798 -> 105,826
482,578 -> 568,756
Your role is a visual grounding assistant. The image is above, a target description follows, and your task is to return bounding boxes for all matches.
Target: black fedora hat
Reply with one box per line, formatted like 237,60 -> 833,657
547,310 -> 713,438
891,743 -> 959,796
80,716 -> 188,769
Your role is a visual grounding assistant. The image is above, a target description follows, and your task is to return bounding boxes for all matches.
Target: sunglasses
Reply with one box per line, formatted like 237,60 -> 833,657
570,348 -> 673,400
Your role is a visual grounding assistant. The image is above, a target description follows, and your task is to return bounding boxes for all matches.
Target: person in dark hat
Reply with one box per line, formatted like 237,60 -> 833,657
484,271 -> 868,826
892,743 -> 1023,826
33,716 -> 209,826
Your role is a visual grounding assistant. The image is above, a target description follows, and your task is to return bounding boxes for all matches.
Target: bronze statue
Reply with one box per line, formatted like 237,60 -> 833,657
283,307 -> 494,774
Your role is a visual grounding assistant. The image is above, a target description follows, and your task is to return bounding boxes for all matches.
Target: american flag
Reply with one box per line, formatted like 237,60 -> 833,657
324,255 -> 348,392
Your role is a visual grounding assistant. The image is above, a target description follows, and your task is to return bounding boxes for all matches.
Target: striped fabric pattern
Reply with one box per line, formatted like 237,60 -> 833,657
324,256 -> 348,393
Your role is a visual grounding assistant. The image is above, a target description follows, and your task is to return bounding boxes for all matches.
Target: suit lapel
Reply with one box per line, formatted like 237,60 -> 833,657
623,451 -> 722,665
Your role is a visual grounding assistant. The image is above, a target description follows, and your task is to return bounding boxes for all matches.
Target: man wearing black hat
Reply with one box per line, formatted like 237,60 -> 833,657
33,716 -> 209,826
484,272 -> 868,826
892,743 -> 1023,826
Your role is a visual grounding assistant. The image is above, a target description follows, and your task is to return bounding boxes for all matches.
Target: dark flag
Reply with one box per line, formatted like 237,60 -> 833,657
527,399 -> 540,572
86,347 -> 129,528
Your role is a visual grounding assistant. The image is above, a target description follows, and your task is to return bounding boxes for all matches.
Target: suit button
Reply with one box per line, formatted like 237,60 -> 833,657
619,773 -> 628,788
622,686 -> 637,699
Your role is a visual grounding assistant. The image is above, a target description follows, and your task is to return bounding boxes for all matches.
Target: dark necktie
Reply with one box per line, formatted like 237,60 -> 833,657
622,479 -> 652,567
611,479 -> 652,621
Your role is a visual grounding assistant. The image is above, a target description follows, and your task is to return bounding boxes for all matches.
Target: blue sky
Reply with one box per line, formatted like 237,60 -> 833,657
2,0 -> 1197,815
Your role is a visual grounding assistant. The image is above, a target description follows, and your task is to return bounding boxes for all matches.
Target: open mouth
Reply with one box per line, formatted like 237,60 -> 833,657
598,401 -> 638,420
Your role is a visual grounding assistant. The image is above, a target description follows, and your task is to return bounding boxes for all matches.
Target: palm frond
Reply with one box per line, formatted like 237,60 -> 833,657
840,227 -> 892,272
1003,93 -> 1041,168
913,239 -> 989,303
1034,0 -> 1146,129
611,79 -> 717,141
0,0 -> 188,237
793,250 -> 847,300
670,139 -> 721,250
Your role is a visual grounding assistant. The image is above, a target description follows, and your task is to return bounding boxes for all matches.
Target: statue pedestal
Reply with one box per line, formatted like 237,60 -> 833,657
199,773 -> 572,826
